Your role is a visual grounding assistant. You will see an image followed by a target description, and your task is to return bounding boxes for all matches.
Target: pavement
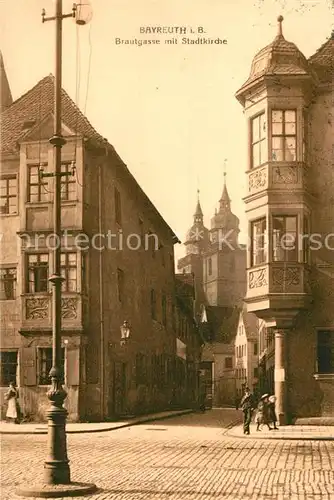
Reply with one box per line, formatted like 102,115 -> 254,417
226,422 -> 334,441
1,409 -> 334,500
0,408 -> 193,434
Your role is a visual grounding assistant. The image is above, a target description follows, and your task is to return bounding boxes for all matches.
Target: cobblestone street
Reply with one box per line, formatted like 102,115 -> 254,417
1,409 -> 334,500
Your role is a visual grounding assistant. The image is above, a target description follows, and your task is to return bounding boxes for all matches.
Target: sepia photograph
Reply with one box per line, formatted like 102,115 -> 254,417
0,0 -> 333,498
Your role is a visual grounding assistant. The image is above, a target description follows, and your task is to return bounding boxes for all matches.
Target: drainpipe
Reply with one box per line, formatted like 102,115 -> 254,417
98,163 -> 104,418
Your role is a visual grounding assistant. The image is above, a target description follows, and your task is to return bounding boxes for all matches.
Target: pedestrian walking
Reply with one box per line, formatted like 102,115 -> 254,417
255,394 -> 272,431
268,395 -> 278,429
239,387 -> 254,435
4,382 -> 20,424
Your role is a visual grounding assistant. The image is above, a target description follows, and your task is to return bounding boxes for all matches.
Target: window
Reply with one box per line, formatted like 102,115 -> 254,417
317,331 -> 334,374
114,187 -> 122,225
161,294 -> 167,326
28,164 -> 48,202
208,258 -> 212,276
251,113 -> 267,168
271,110 -> 296,161
272,216 -> 297,262
254,343 -> 258,356
0,176 -> 17,215
117,268 -> 124,302
61,163 -> 76,201
150,289 -> 156,319
27,254 -> 49,293
251,218 -> 267,266
0,268 -> 16,300
253,367 -> 259,378
303,216 -> 310,264
0,351 -> 18,386
38,348 -> 65,385
60,253 -> 77,292
225,357 -> 233,369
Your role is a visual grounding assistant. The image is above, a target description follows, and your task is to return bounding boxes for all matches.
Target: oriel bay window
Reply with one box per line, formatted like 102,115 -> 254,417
251,113 -> 267,168
271,110 -> 297,161
27,254 -> 49,293
272,216 -> 297,262
60,253 -> 77,292
251,218 -> 267,266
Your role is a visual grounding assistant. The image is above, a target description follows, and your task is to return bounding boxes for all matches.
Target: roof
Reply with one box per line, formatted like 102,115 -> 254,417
202,342 -> 234,360
0,74 -> 106,154
200,305 -> 240,343
308,32 -> 334,84
236,17 -> 312,101
0,74 -> 180,243
241,309 -> 258,341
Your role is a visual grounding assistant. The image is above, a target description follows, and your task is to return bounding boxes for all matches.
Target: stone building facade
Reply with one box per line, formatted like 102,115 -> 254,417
0,65 -> 201,421
235,18 -> 334,421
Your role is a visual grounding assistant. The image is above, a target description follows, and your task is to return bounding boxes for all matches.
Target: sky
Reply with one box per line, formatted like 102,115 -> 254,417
0,0 -> 333,262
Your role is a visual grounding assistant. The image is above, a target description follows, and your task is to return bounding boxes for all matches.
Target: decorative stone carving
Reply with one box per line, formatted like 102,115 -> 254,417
61,297 -> 77,319
272,267 -> 300,287
249,268 -> 268,289
272,166 -> 298,184
249,168 -> 267,193
26,298 -> 49,319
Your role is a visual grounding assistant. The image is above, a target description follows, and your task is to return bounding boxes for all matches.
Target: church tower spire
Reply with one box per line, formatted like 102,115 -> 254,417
0,52 -> 13,112
219,159 -> 231,211
194,189 -> 204,222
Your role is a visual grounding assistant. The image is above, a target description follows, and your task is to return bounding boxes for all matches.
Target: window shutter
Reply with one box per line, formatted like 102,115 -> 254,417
66,348 -> 80,386
20,347 -> 36,386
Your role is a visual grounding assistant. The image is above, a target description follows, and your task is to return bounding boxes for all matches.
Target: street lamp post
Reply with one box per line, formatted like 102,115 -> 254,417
16,1 -> 96,497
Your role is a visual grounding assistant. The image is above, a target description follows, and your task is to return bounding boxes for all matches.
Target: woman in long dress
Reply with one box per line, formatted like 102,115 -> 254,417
5,382 -> 18,423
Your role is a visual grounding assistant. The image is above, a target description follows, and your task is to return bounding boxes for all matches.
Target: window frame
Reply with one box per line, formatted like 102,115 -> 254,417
271,109 -> 297,162
250,217 -> 267,266
0,267 -> 17,300
26,253 -> 49,293
0,350 -> 18,386
27,163 -> 48,203
60,162 -> 76,201
272,215 -> 298,262
38,347 -> 65,386
0,175 -> 18,215
60,252 -> 77,292
251,112 -> 267,169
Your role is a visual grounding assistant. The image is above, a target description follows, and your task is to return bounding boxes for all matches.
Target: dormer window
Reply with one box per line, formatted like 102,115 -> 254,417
251,113 -> 267,168
271,110 -> 296,161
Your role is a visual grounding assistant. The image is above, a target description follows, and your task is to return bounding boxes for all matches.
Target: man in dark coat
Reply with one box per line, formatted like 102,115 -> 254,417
239,387 -> 254,435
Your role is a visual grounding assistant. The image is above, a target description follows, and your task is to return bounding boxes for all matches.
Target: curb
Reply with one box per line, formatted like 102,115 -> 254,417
225,425 -> 334,441
0,409 -> 194,436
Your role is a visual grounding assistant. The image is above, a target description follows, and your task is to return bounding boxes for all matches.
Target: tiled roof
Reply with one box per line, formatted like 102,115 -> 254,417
0,74 -> 180,242
200,305 -> 240,343
241,309 -> 258,340
0,74 -> 106,154
308,35 -> 334,84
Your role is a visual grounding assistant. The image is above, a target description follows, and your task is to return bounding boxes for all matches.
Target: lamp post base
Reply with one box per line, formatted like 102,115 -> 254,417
15,482 -> 97,498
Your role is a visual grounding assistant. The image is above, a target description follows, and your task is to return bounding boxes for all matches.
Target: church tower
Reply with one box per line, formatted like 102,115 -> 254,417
177,191 -> 209,311
203,166 -> 246,308
0,52 -> 13,112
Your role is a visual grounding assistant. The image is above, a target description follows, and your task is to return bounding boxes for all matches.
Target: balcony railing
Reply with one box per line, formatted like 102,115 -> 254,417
247,263 -> 310,299
247,162 -> 308,197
